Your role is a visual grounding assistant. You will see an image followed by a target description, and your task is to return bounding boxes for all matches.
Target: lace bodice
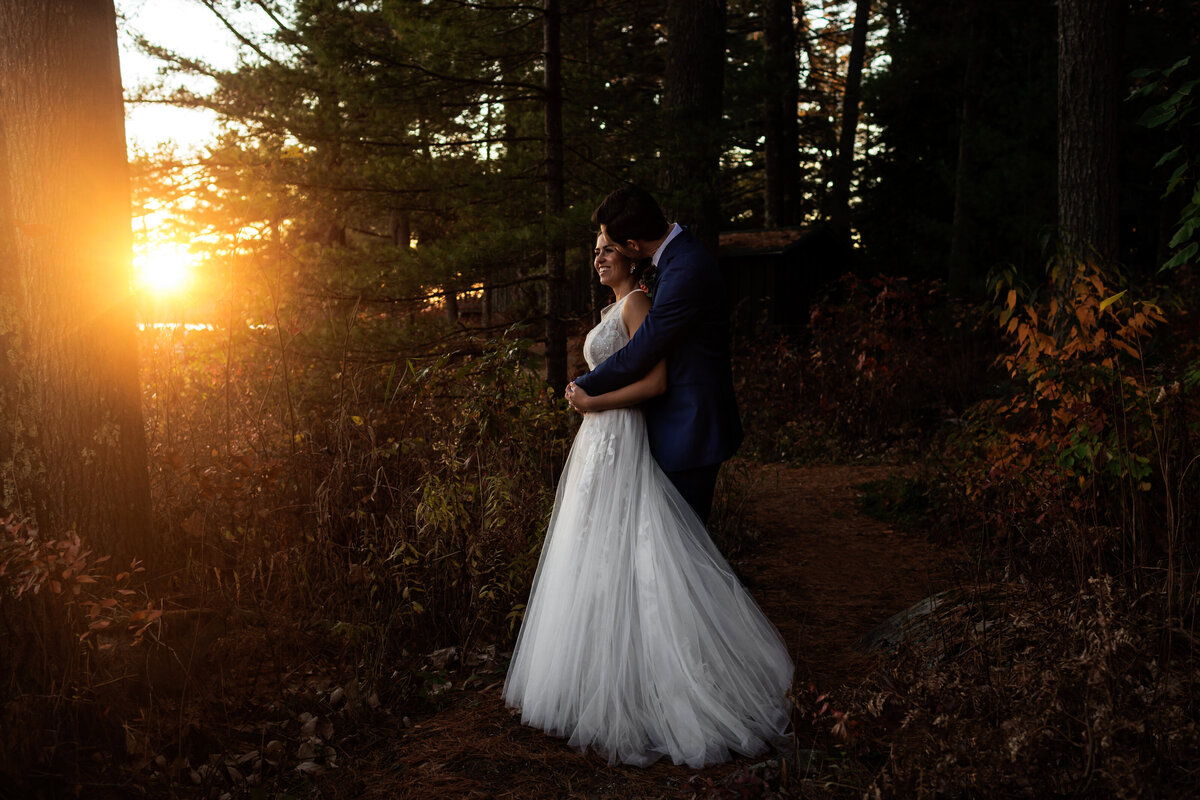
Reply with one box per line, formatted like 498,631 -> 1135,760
583,290 -> 641,370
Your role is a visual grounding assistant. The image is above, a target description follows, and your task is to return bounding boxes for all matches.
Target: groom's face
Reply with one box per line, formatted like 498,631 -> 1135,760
600,225 -> 642,260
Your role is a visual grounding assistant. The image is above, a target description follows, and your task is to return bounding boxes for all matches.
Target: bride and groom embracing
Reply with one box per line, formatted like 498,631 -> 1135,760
503,187 -> 794,768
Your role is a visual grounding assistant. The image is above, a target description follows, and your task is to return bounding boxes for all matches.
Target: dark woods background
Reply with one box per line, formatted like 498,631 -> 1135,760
1,0 -> 1198,797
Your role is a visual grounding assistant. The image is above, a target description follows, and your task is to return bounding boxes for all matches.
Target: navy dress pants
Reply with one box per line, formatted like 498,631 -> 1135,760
664,463 -> 722,525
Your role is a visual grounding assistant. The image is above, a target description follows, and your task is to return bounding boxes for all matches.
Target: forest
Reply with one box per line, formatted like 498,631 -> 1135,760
0,0 -> 1198,797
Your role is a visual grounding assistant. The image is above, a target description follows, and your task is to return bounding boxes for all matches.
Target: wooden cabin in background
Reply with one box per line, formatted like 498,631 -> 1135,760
717,224 -> 844,336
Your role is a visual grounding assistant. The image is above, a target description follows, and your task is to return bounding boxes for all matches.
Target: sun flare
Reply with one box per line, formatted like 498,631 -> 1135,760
134,242 -> 195,296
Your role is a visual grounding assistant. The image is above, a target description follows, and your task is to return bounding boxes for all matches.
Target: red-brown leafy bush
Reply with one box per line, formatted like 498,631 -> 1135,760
833,258 -> 1200,799
930,257 -> 1199,590
0,516 -> 164,782
734,274 -> 990,461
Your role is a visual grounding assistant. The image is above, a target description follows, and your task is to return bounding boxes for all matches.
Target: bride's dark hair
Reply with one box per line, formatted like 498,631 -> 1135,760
630,256 -> 652,281
631,257 -> 656,291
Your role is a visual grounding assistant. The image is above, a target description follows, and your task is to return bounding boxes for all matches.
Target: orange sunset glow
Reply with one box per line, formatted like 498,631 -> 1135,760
133,241 -> 196,297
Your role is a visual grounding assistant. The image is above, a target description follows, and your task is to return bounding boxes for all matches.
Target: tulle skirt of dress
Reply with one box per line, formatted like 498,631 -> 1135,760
503,407 -> 793,768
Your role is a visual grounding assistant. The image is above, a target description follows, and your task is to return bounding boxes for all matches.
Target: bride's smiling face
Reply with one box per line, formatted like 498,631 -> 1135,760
594,232 -> 633,288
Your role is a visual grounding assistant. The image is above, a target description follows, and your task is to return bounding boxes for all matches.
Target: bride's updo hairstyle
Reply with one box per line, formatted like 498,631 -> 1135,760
629,255 -> 652,280
592,185 -> 669,246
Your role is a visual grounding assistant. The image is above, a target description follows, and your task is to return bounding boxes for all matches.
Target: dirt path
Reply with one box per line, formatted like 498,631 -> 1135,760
353,463 -> 956,799
739,463 -> 955,692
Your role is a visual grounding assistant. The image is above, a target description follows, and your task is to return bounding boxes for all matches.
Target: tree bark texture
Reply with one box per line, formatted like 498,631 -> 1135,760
389,208 -> 411,249
949,0 -> 980,295
1057,0 -> 1119,265
0,0 -> 152,559
0,118 -> 46,522
543,0 -> 567,393
763,0 -> 801,227
663,0 -> 727,253
828,0 -> 870,237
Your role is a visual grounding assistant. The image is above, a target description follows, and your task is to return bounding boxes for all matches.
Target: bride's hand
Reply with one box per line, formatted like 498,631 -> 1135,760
565,382 -> 593,414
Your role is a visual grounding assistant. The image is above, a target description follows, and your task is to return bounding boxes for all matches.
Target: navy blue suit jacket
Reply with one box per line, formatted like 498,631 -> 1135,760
574,227 -> 743,472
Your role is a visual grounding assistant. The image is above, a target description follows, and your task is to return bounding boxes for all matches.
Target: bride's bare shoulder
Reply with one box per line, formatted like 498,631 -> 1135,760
621,289 -> 652,334
623,288 -> 651,312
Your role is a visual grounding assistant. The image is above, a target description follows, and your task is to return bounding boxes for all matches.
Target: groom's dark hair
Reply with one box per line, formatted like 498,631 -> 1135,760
592,186 -> 669,244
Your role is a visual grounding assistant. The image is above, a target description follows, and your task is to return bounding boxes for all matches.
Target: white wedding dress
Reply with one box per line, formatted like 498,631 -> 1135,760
503,290 -> 794,768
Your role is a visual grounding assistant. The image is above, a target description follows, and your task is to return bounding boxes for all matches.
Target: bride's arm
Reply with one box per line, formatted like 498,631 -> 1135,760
568,361 -> 666,412
567,290 -> 666,413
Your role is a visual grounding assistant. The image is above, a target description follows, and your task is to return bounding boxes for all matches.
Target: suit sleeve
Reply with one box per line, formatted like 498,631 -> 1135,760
574,256 -> 703,396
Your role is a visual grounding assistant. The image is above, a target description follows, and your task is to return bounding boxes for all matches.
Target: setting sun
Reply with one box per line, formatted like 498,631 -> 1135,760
134,242 -> 196,296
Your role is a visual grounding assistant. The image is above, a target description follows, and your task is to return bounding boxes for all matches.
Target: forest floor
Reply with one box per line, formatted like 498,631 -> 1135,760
320,462 -> 960,800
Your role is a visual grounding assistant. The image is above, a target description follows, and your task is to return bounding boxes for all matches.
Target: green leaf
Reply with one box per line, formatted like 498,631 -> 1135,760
1162,89 -> 1192,110
1168,218 -> 1200,248
1161,241 -> 1199,271
1155,145 -> 1183,168
1164,56 -> 1191,77
1127,83 -> 1160,101
1164,162 -> 1189,196
1138,104 -> 1177,129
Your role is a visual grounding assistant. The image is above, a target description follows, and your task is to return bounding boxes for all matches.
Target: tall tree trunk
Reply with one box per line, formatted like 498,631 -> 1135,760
543,0 -> 567,392
0,0 -> 152,560
828,0 -> 870,238
763,0 -> 801,227
663,0 -> 727,253
0,125 -> 45,524
1057,0 -> 1119,265
390,208 -> 411,250
949,0 -> 980,296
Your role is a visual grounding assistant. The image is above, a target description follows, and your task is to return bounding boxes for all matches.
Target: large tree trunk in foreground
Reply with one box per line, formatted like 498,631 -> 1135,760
0,0 -> 152,560
1057,0 -> 1119,265
663,0 -> 727,253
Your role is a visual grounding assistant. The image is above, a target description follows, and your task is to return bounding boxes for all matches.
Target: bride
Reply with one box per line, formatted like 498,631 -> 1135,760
503,232 -> 794,768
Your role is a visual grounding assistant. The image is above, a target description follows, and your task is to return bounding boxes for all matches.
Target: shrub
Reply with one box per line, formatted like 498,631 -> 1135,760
306,336 -> 574,656
864,579 -> 1200,799
0,517 -> 161,783
140,321 -> 576,672
734,274 -> 990,461
930,256 -> 1199,596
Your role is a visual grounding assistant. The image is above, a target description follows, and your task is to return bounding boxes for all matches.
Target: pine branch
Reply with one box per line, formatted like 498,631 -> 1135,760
248,0 -> 295,37
194,0 -> 288,67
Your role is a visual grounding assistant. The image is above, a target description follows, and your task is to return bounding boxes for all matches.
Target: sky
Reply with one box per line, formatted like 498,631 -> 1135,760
115,0 -> 257,303
116,0 -> 244,154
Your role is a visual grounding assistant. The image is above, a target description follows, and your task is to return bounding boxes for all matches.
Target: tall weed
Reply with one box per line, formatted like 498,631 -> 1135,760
139,319 -> 575,673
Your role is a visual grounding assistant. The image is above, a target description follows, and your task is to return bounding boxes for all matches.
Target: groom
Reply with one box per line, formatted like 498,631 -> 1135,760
569,186 -> 742,524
